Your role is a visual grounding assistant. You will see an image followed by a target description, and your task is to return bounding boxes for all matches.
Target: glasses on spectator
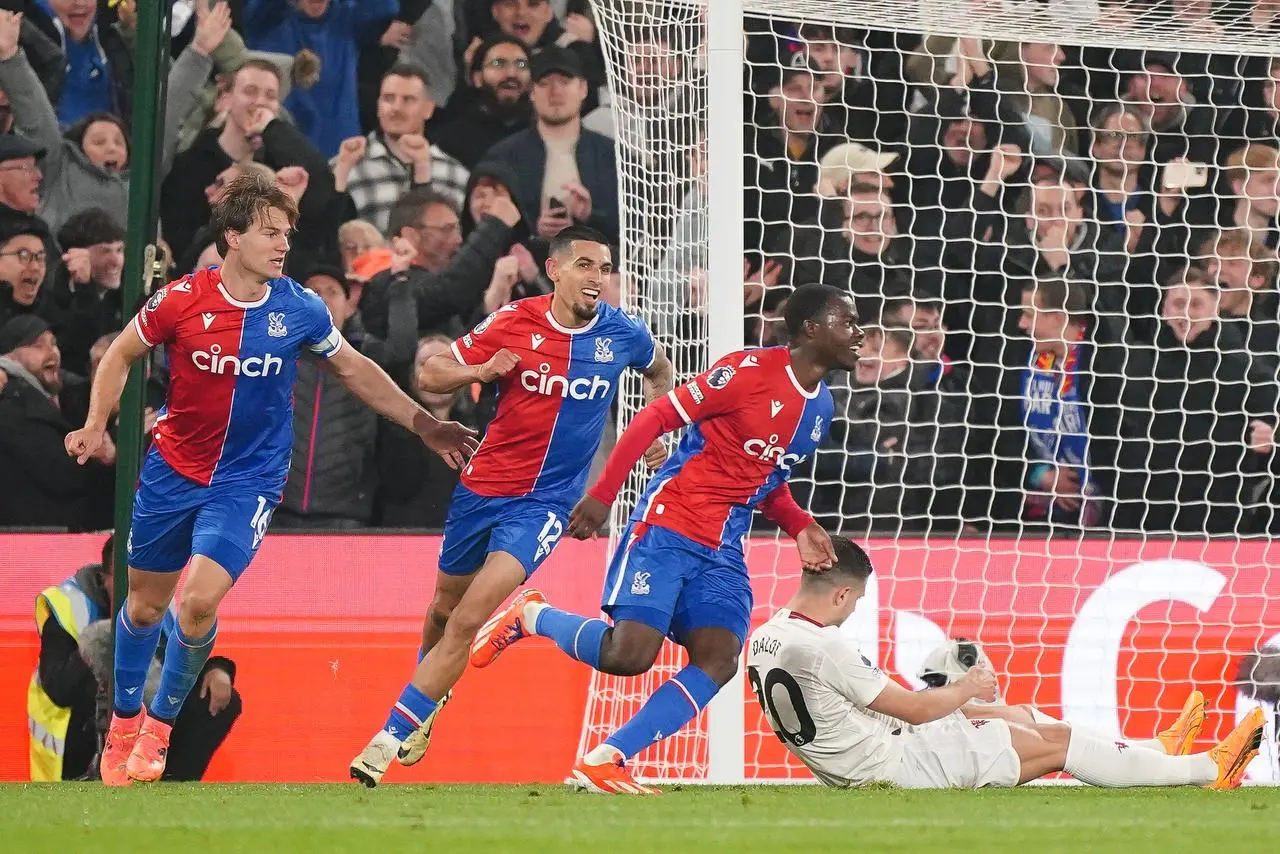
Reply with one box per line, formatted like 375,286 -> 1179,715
1095,129 -> 1144,143
0,161 -> 37,173
0,248 -> 46,264
415,221 -> 462,235
850,210 -> 887,225
486,57 -> 530,71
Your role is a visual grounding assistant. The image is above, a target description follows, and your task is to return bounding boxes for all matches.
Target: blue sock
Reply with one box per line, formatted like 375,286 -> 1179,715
148,619 -> 217,723
531,606 -> 608,670
605,665 -> 721,760
113,609 -> 163,717
383,683 -> 437,742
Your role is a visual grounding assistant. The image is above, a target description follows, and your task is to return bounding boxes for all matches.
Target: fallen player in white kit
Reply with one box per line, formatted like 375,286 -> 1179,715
746,535 -> 1265,790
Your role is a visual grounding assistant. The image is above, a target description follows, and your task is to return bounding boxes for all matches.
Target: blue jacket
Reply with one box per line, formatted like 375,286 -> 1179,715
241,0 -> 396,158
481,127 -> 619,245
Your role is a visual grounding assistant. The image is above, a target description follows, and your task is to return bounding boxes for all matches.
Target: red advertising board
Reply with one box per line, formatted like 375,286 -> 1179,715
1,534 -> 1275,783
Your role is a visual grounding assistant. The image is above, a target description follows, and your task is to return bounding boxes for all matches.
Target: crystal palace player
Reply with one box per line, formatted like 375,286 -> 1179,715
64,173 -> 477,786
470,283 -> 862,794
748,536 -> 1267,791
349,226 -> 673,786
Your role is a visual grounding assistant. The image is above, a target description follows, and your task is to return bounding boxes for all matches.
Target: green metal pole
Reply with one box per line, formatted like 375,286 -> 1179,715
112,0 -> 173,611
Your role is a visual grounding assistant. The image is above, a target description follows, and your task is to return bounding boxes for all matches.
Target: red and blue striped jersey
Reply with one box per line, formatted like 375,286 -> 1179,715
134,267 -> 342,491
632,346 -> 834,550
451,294 -> 656,506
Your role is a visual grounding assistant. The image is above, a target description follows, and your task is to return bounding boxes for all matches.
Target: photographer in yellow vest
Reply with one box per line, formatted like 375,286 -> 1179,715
28,534 -> 243,782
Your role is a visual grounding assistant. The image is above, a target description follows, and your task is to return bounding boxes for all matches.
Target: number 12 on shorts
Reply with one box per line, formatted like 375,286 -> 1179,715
250,496 -> 273,549
748,665 -> 817,747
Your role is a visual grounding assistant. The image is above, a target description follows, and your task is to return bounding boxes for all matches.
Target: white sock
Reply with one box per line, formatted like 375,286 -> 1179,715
524,601 -> 549,633
1029,708 -> 1165,753
584,743 -> 623,765
1063,731 -> 1216,787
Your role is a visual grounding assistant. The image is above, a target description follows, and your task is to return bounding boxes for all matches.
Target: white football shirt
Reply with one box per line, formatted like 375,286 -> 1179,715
746,609 -> 904,787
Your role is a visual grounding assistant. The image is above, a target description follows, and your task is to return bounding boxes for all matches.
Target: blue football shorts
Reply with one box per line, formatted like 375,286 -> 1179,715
437,483 -> 569,578
600,521 -> 753,645
126,450 -> 278,581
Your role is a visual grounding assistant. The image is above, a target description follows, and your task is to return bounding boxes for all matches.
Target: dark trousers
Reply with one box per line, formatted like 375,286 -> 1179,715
161,688 -> 243,781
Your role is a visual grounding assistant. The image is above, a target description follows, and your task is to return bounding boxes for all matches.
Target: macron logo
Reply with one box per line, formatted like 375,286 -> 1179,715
770,400 -> 783,417
531,333 -> 546,350
202,312 -> 216,330
740,355 -> 759,368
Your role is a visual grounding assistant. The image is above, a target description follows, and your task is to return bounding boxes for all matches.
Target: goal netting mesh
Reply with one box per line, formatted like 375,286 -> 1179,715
583,0 -> 1280,784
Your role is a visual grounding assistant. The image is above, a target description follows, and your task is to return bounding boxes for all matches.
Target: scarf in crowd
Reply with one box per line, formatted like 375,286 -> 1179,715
1020,332 -> 1103,525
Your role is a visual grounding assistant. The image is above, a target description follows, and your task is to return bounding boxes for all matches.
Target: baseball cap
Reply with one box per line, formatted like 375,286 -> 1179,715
0,314 -> 50,354
530,45 -> 584,82
0,133 -> 45,164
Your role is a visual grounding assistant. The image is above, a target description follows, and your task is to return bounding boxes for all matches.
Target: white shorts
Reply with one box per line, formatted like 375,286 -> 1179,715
889,711 -> 1021,789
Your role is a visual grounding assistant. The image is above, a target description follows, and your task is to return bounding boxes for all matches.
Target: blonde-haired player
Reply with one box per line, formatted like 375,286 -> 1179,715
746,535 -> 1265,790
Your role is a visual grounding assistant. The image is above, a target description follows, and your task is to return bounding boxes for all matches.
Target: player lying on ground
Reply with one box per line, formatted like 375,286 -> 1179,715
746,535 -> 1266,790
64,173 -> 478,786
470,284 -> 864,794
349,226 -> 674,786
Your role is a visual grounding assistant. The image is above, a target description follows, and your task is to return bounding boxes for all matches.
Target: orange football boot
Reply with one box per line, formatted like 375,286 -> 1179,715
1206,706 -> 1265,790
1158,689 -> 1205,755
126,716 -> 174,783
569,747 -> 661,795
100,712 -> 144,787
469,588 -> 547,668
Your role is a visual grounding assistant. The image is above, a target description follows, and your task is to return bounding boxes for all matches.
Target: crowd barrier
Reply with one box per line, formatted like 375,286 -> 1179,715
1,534 -> 1274,783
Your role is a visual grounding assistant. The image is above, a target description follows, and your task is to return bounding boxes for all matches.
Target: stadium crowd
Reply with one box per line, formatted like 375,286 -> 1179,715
0,0 -> 1277,537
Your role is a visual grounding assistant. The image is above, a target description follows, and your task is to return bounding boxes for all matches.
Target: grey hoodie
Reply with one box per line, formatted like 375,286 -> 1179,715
0,43 -> 213,232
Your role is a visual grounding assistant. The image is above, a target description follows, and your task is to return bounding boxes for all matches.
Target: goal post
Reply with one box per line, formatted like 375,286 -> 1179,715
587,0 -> 1280,785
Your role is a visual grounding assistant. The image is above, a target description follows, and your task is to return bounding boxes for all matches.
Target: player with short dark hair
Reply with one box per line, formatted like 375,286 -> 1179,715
349,224 -> 674,786
65,172 -> 478,786
470,282 -> 861,794
747,537 -> 1266,791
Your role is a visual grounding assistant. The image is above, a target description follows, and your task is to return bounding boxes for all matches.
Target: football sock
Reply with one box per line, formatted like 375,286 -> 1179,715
604,665 -> 720,760
112,609 -> 163,717
383,683 -> 437,743
1028,708 -> 1165,753
149,619 -> 217,723
1063,731 -> 1216,787
528,603 -> 607,670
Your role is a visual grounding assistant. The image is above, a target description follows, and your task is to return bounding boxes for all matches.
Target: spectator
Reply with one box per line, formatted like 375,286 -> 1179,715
745,65 -> 831,256
28,535 -> 241,781
1115,267 -> 1277,534
0,315 -> 105,529
789,183 -> 914,319
1201,228 -> 1280,378
241,0 -> 398,157
483,0 -> 605,110
879,290 -> 967,392
1123,51 -> 1221,165
332,63 -> 469,235
161,58 -> 334,263
795,24 -> 911,148
358,186 -> 520,343
337,219 -> 387,278
375,334 -> 477,528
19,0 -> 133,128
0,4 -> 231,232
432,35 -> 532,170
277,264 -> 403,529
808,325 -> 967,534
481,45 -> 619,244
51,207 -> 124,376
459,159 -> 541,289
0,218 -> 60,330
1007,275 -> 1124,528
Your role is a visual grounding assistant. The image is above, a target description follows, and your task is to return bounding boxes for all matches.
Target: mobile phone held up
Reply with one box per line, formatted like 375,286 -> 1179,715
1162,161 -> 1210,190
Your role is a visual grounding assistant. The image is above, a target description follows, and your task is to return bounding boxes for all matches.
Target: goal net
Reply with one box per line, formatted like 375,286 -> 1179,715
583,0 -> 1280,784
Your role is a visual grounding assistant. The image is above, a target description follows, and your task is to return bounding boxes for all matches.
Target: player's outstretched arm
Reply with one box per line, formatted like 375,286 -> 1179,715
758,485 -> 835,571
325,344 -> 480,469
65,322 -> 151,464
418,348 -> 519,394
566,394 -> 688,538
865,665 -> 998,726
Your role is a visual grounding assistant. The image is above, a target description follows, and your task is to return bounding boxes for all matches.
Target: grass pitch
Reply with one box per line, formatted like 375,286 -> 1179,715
3,783 -> 1275,853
